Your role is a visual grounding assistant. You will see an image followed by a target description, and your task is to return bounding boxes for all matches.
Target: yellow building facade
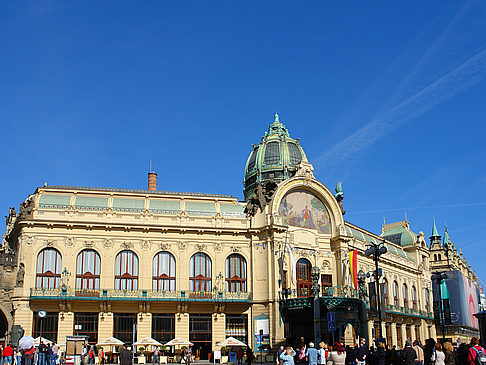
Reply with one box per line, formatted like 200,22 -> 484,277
1,114 -> 445,354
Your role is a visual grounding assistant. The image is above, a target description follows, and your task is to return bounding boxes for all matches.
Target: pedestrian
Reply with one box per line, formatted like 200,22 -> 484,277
355,339 -> 367,365
45,346 -> 52,365
183,346 -> 192,365
280,347 -> 296,365
277,346 -> 285,365
98,348 -> 104,365
50,344 -> 58,365
246,348 -> 255,365
375,342 -> 385,365
15,349 -> 22,365
401,340 -> 417,365
38,342 -> 47,365
318,343 -> 326,365
412,341 -> 424,365
152,347 -> 160,365
24,347 -> 34,365
443,342 -> 455,365
237,347 -> 244,365
326,345 -> 333,365
456,343 -> 470,365
4,344 -> 14,365
298,345 -> 307,365
328,343 -> 345,365
431,343 -> 445,365
468,337 -> 486,365
119,345 -> 132,365
306,343 -> 319,365
424,340 -> 436,365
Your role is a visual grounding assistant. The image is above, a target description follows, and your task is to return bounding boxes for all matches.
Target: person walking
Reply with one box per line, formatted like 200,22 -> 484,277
424,340 -> 436,365
280,347 -> 296,365
15,349 -> 21,365
375,342 -> 385,365
237,347 -> 244,365
50,344 -> 58,365
431,343 -> 445,365
412,341 -> 424,365
152,347 -> 160,365
355,339 -> 367,365
3,344 -> 14,365
326,345 -> 333,365
37,343 -> 47,365
245,348 -> 255,365
98,348 -> 104,365
443,342 -> 455,365
328,343 -> 345,365
306,343 -> 319,365
468,337 -> 486,365
24,347 -> 35,365
318,343 -> 326,365
119,345 -> 132,365
401,340 -> 417,365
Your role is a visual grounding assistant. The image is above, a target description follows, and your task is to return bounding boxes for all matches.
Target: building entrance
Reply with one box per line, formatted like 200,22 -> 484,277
189,314 -> 212,360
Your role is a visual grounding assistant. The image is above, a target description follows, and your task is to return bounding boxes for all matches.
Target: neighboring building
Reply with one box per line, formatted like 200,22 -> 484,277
0,113 -> 477,352
429,221 -> 484,343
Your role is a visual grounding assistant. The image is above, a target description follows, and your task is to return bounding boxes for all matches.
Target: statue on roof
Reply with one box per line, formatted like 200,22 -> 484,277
334,181 -> 345,215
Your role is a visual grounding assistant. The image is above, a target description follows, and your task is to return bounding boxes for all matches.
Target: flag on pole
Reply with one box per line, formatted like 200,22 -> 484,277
287,242 -> 296,285
349,250 -> 358,288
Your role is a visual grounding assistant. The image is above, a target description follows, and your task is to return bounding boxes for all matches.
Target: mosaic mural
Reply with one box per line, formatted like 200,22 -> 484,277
278,190 -> 331,234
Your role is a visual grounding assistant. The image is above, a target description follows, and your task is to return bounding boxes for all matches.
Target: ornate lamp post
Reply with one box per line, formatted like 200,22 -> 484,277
365,241 -> 387,339
311,266 -> 321,343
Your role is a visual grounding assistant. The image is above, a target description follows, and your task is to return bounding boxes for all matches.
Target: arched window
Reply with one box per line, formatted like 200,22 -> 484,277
190,253 -> 212,291
153,252 -> 176,291
76,249 -> 101,290
425,288 -> 430,312
403,284 -> 408,308
114,250 -> 139,290
225,254 -> 247,292
393,281 -> 399,306
411,285 -> 417,310
434,254 -> 437,261
438,254 -> 442,261
36,248 -> 62,289
382,278 -> 389,304
296,258 -> 312,297
264,142 -> 280,165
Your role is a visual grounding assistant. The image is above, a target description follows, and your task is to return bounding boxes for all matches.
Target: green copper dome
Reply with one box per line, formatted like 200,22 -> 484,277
243,113 -> 307,201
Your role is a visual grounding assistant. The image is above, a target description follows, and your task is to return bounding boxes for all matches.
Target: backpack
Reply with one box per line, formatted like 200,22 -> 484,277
473,347 -> 486,365
299,349 -> 306,360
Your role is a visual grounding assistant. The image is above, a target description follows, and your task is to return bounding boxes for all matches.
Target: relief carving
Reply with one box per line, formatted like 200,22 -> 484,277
64,237 -> 74,247
214,243 -> 223,252
103,239 -> 113,248
141,240 -> 149,249
84,240 -> 95,248
196,244 -> 206,252
178,242 -> 187,251
121,241 -> 133,249
160,242 -> 169,251
45,240 -> 54,248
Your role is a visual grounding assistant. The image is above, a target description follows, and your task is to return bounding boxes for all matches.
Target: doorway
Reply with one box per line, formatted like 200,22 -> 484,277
189,314 -> 212,360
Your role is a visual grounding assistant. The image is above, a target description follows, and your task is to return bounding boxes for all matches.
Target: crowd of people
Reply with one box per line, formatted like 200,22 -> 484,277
276,337 -> 486,365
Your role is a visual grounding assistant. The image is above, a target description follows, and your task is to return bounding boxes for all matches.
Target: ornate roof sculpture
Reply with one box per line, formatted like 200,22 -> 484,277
243,113 -> 307,201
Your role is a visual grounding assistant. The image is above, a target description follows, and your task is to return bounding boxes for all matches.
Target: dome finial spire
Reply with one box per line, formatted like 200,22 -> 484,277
274,112 -> 279,123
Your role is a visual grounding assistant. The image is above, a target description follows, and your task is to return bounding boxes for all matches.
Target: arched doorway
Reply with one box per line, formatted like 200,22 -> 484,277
0,309 -> 9,344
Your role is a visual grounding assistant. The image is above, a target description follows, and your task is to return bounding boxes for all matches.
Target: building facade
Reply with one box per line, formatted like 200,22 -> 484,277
3,113 -> 479,353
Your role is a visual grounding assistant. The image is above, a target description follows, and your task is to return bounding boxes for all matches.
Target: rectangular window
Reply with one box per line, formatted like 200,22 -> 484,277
74,313 -> 98,344
152,314 -> 175,344
225,314 -> 248,345
33,312 -> 58,343
321,274 -> 332,289
282,270 -> 288,289
113,314 -> 137,344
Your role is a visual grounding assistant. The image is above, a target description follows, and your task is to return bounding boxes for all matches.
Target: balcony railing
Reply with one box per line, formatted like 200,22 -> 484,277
279,285 -> 360,300
382,303 -> 434,319
30,288 -> 252,302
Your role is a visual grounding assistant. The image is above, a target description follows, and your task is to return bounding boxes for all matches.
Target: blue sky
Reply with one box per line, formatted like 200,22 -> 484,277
1,1 -> 486,282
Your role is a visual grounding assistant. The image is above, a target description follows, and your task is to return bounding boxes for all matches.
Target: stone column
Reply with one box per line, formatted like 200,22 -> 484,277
57,312 -> 74,344
212,313 -> 226,350
390,323 -> 397,347
175,313 -> 189,339
98,312 -> 113,342
429,324 -> 436,340
381,322 -> 386,341
400,325 -> 407,347
137,313 -> 152,342
410,325 -> 416,342
367,320 -> 373,341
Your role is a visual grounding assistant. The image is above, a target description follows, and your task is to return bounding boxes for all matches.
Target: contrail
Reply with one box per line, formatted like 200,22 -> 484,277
316,45 -> 486,167
346,202 -> 486,215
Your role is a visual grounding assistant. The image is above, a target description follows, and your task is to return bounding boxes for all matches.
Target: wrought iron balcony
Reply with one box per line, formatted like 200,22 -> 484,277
278,285 -> 360,301
381,303 -> 434,320
30,288 -> 252,302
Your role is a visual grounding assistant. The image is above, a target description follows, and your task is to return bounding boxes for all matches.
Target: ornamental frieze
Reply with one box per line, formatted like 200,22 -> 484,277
121,241 -> 133,249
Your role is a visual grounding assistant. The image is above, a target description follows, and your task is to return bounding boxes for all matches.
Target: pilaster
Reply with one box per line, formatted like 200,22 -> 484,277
400,325 -> 407,347
212,313 -> 225,350
390,323 -> 397,347
410,325 -> 416,342
58,312 -> 74,344
13,300 -> 33,336
175,313 -> 189,339
367,320 -> 373,341
98,312 -> 113,341
137,313 -> 152,341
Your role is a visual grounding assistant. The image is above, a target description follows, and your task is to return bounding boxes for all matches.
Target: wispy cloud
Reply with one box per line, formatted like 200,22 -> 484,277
316,45 -> 486,168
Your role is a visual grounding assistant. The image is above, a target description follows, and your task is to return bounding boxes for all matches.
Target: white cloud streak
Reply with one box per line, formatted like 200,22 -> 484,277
316,45 -> 486,167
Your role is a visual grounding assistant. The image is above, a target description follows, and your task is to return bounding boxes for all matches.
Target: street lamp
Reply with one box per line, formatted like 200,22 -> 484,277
38,310 -> 47,343
365,241 -> 387,340
311,266 -> 321,344
431,272 -> 448,342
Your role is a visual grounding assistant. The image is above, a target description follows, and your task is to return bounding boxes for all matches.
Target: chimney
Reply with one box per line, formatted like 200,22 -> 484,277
148,172 -> 157,191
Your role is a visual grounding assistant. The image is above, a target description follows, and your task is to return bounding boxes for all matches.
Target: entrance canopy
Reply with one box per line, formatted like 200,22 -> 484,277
35,337 -> 53,346
97,337 -> 124,346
